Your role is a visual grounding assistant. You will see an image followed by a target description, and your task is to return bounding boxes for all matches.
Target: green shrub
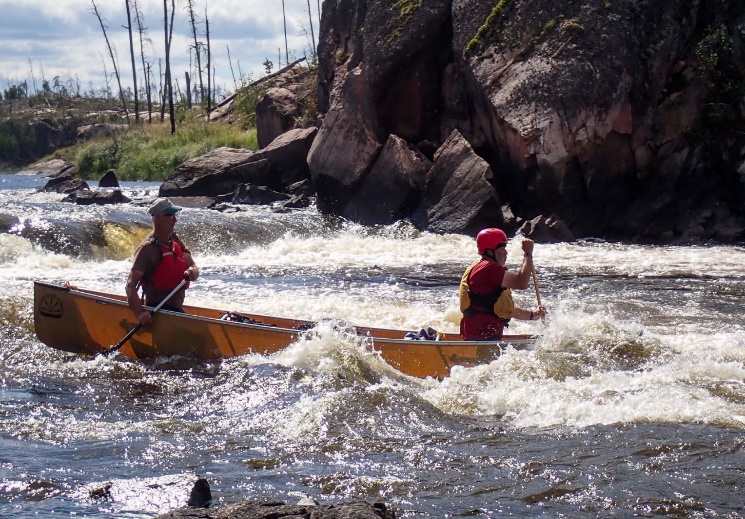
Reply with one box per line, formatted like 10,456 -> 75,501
73,120 -> 258,181
75,140 -> 118,178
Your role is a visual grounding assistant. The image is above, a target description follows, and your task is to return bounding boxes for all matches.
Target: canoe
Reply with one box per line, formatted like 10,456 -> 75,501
33,281 -> 536,379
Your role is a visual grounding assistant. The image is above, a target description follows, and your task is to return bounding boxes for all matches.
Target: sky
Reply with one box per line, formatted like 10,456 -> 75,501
0,0 -> 321,100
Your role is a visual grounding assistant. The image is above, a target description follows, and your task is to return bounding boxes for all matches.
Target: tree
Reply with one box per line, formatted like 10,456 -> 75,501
306,0 -> 316,60
163,0 -> 176,134
282,0 -> 289,67
125,0 -> 139,122
3,83 -> 27,100
227,45 -> 238,91
133,0 -> 153,122
91,0 -> 130,124
186,0 -> 204,105
27,58 -> 38,96
205,6 -> 212,113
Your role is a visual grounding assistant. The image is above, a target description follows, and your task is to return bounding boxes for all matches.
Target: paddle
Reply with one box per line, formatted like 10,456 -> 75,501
531,265 -> 542,309
96,278 -> 188,358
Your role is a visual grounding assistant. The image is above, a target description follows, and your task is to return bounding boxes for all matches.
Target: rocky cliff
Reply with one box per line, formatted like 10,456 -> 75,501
309,0 -> 745,242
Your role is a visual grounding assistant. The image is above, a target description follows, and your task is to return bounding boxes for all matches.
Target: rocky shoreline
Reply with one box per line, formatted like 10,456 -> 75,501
103,478 -> 399,519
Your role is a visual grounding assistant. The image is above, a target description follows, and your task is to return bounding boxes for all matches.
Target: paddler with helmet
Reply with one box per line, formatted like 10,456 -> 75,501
459,228 -> 546,340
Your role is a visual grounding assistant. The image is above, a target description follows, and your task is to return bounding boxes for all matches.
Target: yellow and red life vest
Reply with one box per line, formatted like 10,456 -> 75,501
459,260 -> 515,321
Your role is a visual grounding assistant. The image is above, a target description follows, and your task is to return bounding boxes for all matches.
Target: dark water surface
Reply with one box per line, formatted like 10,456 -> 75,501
1,173 -> 744,517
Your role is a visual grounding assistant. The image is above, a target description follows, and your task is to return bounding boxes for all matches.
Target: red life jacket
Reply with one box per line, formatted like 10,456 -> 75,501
146,237 -> 190,293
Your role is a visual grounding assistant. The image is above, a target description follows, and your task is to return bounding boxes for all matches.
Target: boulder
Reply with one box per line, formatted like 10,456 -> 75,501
40,174 -> 89,194
256,87 -> 300,149
232,184 -> 291,205
167,196 -> 218,209
307,64 -> 383,214
343,134 -> 430,225
154,498 -> 395,519
410,130 -> 502,234
67,189 -> 131,206
519,215 -> 575,243
261,127 -> 318,188
19,159 -> 74,177
76,123 -> 128,140
361,0 -> 451,143
159,147 -> 273,197
186,478 -> 211,508
286,179 -> 315,197
276,193 -> 312,210
98,169 -> 119,188
0,213 -> 19,232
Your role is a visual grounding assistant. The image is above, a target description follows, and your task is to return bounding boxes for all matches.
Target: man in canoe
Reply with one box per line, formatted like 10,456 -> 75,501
126,198 -> 200,325
459,228 -> 545,340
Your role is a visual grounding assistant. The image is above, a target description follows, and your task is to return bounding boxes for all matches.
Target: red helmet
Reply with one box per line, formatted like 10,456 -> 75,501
476,228 -> 508,255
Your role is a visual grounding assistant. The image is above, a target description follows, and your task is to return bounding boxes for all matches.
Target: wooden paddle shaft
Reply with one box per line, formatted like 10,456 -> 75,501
531,266 -> 542,308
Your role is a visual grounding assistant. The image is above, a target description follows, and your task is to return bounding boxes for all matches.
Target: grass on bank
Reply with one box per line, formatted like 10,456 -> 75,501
53,118 -> 258,181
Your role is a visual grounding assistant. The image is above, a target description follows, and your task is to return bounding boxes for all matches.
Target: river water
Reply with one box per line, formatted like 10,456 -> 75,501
1,172 -> 744,518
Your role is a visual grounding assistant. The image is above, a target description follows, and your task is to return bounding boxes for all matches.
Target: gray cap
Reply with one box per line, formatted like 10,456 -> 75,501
148,198 -> 182,216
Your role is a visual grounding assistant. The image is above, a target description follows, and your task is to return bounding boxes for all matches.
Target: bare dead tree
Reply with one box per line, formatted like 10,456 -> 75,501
124,0 -> 139,122
146,62 -> 153,122
91,0 -> 130,124
39,61 -> 47,92
175,77 -> 183,103
186,0 -> 204,105
237,60 -> 244,84
282,0 -> 289,66
163,0 -> 175,134
226,45 -> 238,91
100,54 -> 112,98
133,0 -> 152,122
27,58 -> 37,96
159,58 -> 165,121
184,71 -> 192,108
306,0 -> 316,60
205,6 -> 211,113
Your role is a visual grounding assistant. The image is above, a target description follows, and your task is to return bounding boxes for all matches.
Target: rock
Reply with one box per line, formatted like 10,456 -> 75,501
167,196 -> 217,210
361,0 -> 450,143
519,215 -> 575,243
40,174 -> 89,194
256,87 -> 300,149
311,0 -> 745,243
186,478 -> 211,508
343,134 -> 430,225
98,169 -> 119,188
0,213 -> 19,232
154,498 -> 395,519
307,64 -> 383,214
232,184 -> 290,205
409,130 -> 502,234
261,127 -> 318,189
89,482 -> 112,500
19,159 -> 74,177
159,147 -> 273,197
67,189 -> 131,206
275,193 -> 312,210
286,179 -> 315,197
76,123 -> 128,140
